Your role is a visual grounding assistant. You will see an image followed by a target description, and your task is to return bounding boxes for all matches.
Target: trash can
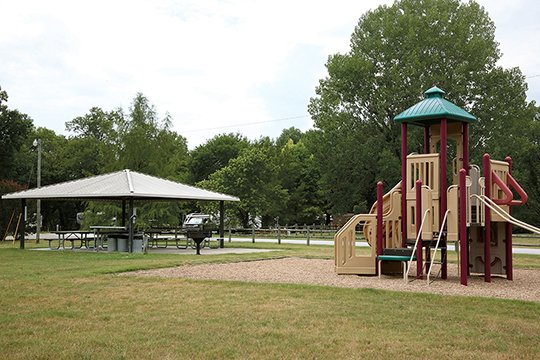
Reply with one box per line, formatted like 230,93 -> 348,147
107,236 -> 117,252
132,236 -> 143,253
117,235 -> 128,252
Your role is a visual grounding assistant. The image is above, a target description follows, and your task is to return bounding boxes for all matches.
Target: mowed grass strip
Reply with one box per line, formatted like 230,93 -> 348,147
0,246 -> 539,359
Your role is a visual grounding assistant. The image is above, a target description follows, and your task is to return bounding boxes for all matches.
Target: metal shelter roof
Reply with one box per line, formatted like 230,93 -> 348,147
394,86 -> 476,125
1,169 -> 240,202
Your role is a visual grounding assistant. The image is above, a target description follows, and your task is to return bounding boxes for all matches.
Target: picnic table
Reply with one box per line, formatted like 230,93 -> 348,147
145,227 -> 192,249
50,230 -> 93,250
144,227 -> 220,250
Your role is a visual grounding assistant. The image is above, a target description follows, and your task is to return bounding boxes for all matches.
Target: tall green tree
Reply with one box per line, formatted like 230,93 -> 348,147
81,94 -> 191,227
65,107 -> 123,176
199,143 -> 286,228
508,105 -> 540,225
0,87 -> 33,180
66,107 -> 120,144
275,136 -> 324,225
275,127 -> 303,148
9,127 -> 84,231
116,93 -> 189,179
309,0 -> 536,215
188,133 -> 249,184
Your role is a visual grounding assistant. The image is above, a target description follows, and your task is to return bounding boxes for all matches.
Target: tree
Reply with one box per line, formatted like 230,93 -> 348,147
198,144 -> 286,227
66,107 -> 120,144
308,0 -> 536,215
116,93 -> 189,179
275,127 -> 303,148
80,94 -> 191,227
188,133 -> 249,184
508,105 -> 540,225
63,107 -> 124,177
0,86 -> 34,180
275,136 -> 324,225
7,127 -> 85,231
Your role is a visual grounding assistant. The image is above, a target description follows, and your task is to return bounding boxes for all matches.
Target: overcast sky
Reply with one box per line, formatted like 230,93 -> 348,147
1,0 -> 539,149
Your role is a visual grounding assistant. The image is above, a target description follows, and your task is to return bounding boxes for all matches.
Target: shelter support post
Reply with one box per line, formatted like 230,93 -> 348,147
20,199 -> 26,249
401,123 -> 408,245
128,199 -> 134,253
219,201 -> 225,248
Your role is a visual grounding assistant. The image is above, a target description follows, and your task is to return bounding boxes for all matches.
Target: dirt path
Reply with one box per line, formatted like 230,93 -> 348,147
126,257 -> 540,302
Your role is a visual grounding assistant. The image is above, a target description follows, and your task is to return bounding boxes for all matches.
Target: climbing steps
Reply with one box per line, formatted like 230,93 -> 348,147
377,230 -> 449,283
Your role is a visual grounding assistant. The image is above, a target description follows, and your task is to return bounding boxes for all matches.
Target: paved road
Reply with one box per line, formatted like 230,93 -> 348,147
226,237 -> 540,255
14,233 -> 540,256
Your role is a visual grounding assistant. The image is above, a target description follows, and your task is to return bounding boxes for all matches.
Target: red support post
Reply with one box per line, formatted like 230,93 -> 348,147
440,119 -> 447,224
439,119 -> 448,279
463,123 -> 469,175
459,169 -> 468,286
483,154 -> 492,282
401,123 -> 408,246
376,181 -> 384,258
424,126 -> 430,154
505,156 -> 513,280
416,179 -> 423,279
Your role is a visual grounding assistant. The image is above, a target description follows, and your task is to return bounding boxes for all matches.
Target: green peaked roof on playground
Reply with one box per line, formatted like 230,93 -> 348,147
394,86 -> 476,125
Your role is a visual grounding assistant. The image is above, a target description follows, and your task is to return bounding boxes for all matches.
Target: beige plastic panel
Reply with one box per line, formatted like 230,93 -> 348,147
365,182 -> 402,248
469,222 -> 507,275
406,154 -> 440,197
490,159 -> 510,222
335,214 -> 377,275
406,154 -> 440,238
447,185 -> 459,241
421,185 -> 433,239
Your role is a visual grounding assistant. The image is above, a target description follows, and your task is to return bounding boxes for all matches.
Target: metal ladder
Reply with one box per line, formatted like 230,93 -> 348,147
426,209 -> 450,284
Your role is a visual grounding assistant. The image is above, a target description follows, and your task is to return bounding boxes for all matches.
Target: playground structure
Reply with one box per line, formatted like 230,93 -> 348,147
335,86 -> 540,285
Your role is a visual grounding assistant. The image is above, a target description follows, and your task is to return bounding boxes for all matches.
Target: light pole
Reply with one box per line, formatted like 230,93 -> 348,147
33,139 -> 42,244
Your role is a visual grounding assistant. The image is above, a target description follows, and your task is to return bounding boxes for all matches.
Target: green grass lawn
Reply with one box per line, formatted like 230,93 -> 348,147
1,242 -> 539,359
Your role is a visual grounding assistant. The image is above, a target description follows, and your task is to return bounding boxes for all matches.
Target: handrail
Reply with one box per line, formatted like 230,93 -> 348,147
490,171 -> 528,206
491,171 -> 514,205
427,209 -> 450,284
466,176 -> 472,226
507,173 -> 528,206
405,209 -> 430,280
479,177 -> 485,226
472,195 -> 540,235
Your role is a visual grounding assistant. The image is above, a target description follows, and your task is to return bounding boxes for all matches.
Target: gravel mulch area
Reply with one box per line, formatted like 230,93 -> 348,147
125,257 -> 540,302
